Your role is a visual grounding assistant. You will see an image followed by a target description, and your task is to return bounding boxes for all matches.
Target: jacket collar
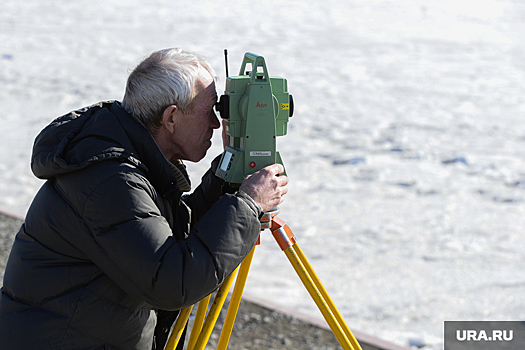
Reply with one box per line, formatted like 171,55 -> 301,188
110,102 -> 185,199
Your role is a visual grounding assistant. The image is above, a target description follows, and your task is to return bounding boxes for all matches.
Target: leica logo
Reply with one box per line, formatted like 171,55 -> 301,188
256,101 -> 267,108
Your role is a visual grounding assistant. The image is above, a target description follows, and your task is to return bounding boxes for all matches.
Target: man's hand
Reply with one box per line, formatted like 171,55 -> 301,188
239,163 -> 289,213
222,120 -> 229,149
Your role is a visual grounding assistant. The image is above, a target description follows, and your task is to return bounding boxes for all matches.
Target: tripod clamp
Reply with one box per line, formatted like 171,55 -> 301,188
259,207 -> 279,230
260,208 -> 297,251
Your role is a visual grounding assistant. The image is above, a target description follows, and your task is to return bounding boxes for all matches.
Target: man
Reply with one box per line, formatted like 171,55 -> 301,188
0,48 -> 288,349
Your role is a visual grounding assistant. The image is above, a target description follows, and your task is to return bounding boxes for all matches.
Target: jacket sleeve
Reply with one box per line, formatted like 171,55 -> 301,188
183,155 -> 241,225
78,169 -> 261,311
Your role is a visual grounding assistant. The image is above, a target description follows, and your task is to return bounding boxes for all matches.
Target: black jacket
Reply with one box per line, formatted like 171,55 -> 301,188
0,101 -> 261,350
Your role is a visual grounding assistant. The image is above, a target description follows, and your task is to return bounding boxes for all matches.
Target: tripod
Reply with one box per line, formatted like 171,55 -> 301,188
165,209 -> 362,350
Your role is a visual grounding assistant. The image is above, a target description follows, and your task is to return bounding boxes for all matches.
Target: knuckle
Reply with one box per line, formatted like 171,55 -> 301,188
260,168 -> 271,176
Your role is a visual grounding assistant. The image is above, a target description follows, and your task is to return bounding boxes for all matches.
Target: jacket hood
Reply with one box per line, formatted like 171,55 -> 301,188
31,101 -> 183,197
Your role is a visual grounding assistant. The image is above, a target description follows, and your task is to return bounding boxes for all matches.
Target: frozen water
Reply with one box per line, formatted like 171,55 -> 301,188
2,0 -> 525,348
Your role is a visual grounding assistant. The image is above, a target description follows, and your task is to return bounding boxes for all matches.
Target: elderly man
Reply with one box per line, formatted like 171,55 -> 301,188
0,48 -> 288,350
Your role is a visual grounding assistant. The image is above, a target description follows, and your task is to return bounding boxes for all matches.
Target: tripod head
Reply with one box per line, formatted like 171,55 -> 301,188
215,51 -> 293,185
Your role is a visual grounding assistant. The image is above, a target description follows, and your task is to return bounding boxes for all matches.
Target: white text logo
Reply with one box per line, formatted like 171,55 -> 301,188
456,330 -> 513,342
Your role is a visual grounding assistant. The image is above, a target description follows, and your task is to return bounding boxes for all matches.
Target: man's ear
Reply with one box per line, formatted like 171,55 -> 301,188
161,105 -> 179,133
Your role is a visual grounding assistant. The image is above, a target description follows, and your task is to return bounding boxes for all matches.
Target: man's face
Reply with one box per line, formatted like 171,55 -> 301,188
170,70 -> 220,162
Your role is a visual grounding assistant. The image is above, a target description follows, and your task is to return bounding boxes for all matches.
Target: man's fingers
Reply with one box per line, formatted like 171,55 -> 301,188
221,120 -> 230,148
266,163 -> 284,176
277,174 -> 289,186
281,181 -> 289,193
239,163 -> 288,213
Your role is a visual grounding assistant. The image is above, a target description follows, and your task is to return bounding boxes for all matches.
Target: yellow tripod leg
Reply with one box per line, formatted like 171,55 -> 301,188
217,245 -> 257,350
192,266 -> 239,350
293,243 -> 362,350
186,294 -> 211,350
270,216 -> 359,350
165,305 -> 193,350
283,246 -> 354,350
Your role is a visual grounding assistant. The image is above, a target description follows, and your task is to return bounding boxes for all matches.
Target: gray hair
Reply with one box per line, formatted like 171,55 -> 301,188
122,48 -> 216,130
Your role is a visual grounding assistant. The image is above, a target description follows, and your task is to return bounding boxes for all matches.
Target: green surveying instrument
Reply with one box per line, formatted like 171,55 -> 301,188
165,52 -> 362,350
214,51 -> 292,184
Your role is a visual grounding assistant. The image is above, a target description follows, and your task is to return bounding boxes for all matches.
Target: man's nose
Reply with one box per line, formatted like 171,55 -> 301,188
210,110 -> 220,129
